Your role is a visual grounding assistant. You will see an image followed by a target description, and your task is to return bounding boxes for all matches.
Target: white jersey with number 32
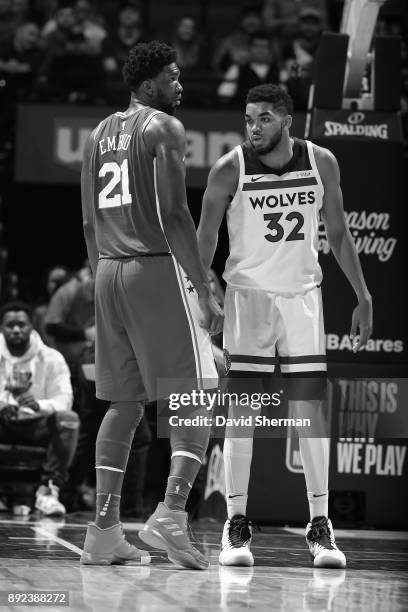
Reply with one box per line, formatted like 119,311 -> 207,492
223,138 -> 324,295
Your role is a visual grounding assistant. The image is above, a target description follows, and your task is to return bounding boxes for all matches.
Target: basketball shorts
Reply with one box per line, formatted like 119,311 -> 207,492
223,285 -> 327,375
94,256 -> 217,402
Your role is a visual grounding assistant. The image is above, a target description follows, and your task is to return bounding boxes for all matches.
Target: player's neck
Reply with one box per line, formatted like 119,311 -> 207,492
125,93 -> 156,114
257,135 -> 293,170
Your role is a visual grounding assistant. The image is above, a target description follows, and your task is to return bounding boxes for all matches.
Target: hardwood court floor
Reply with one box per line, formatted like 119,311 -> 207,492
0,513 -> 407,611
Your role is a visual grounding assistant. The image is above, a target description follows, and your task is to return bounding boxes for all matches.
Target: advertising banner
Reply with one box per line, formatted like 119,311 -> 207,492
310,113 -> 407,364
311,109 -> 402,142
15,104 -> 306,187
199,376 -> 408,527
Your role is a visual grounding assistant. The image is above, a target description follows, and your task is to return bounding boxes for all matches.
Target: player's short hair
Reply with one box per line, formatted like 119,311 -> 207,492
123,41 -> 177,91
246,84 -> 293,115
0,301 -> 33,324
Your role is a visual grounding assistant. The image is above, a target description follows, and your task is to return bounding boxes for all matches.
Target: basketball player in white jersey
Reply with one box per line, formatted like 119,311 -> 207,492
197,84 -> 373,568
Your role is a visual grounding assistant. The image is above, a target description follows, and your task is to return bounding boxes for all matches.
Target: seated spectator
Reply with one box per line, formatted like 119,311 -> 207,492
281,7 -> 324,81
0,0 -> 18,44
42,0 -> 106,53
0,22 -> 43,103
262,0 -> 328,43
0,301 -> 77,516
73,0 -> 106,54
101,1 -> 149,104
213,5 -> 262,76
169,15 -> 212,107
218,31 -> 280,107
32,265 -> 69,347
280,7 -> 324,109
170,15 -> 208,70
44,270 -> 94,383
41,3 -> 104,103
11,0 -> 34,26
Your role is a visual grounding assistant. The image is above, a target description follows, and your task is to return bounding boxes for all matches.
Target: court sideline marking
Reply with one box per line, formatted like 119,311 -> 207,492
30,525 -> 83,556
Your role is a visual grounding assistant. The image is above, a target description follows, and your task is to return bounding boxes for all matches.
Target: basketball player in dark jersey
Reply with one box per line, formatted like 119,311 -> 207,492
197,85 -> 373,568
80,41 -> 222,569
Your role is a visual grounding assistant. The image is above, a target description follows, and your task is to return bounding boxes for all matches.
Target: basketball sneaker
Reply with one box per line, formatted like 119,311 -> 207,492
306,516 -> 346,568
138,502 -> 209,570
81,523 -> 151,565
219,515 -> 254,566
35,480 -> 66,516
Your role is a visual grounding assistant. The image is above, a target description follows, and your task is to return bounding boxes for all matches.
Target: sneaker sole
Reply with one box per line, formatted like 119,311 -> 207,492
219,552 -> 254,567
139,525 -> 209,570
80,551 -> 151,566
35,504 -> 66,517
313,552 -> 346,569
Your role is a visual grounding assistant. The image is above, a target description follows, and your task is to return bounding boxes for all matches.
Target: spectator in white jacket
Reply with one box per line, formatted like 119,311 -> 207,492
0,301 -> 78,516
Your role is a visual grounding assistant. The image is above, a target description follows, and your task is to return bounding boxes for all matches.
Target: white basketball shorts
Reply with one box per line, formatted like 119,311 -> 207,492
223,285 -> 327,374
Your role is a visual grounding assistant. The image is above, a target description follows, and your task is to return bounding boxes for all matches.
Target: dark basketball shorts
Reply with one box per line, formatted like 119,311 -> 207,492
94,256 -> 218,402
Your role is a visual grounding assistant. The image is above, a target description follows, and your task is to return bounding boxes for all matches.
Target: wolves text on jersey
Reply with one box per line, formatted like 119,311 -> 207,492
248,190 -> 316,209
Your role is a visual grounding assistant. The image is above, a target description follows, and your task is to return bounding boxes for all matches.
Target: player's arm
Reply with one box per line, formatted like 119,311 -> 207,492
81,136 -> 99,276
316,145 -> 373,352
145,115 -> 223,334
197,151 -> 238,272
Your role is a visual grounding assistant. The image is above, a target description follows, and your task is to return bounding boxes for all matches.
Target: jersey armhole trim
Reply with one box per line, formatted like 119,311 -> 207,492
92,120 -> 104,141
229,146 -> 244,209
306,140 -> 324,202
141,110 -> 164,156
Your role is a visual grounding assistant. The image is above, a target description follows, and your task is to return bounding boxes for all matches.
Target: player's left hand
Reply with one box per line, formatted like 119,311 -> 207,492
350,295 -> 373,352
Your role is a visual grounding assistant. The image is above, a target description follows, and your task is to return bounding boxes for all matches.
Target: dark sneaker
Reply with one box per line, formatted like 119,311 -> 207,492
306,516 -> 346,568
219,515 -> 254,566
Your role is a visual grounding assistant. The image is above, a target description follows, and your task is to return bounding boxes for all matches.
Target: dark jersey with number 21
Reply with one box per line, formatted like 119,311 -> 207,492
81,106 -> 169,259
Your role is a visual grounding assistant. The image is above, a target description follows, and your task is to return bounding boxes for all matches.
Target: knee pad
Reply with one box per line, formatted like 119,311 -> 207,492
96,401 -> 144,469
170,404 -> 211,464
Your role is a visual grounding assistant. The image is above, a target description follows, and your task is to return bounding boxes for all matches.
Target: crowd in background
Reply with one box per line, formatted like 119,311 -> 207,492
0,0 -> 406,110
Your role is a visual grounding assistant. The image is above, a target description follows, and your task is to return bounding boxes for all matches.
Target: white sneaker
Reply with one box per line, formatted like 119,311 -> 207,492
35,480 -> 66,516
306,516 -> 346,569
219,515 -> 254,566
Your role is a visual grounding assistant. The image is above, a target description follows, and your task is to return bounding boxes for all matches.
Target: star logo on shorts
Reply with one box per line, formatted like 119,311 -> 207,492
223,348 -> 231,375
187,284 -> 195,293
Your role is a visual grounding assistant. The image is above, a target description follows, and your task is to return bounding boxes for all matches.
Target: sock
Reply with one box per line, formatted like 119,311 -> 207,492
163,454 -> 202,512
164,475 -> 192,511
96,493 -> 121,529
299,435 -> 330,520
307,491 -> 329,520
223,437 -> 253,518
223,400 -> 255,519
94,401 -> 143,528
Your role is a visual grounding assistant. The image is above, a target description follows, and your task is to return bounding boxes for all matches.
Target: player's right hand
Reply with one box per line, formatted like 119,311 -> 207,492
198,292 -> 224,336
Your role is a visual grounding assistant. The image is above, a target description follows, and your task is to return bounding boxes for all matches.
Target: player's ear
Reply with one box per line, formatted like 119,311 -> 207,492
141,79 -> 155,97
284,115 -> 292,130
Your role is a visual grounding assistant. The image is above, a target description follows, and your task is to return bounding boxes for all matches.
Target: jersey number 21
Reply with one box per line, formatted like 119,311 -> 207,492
98,160 -> 132,209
